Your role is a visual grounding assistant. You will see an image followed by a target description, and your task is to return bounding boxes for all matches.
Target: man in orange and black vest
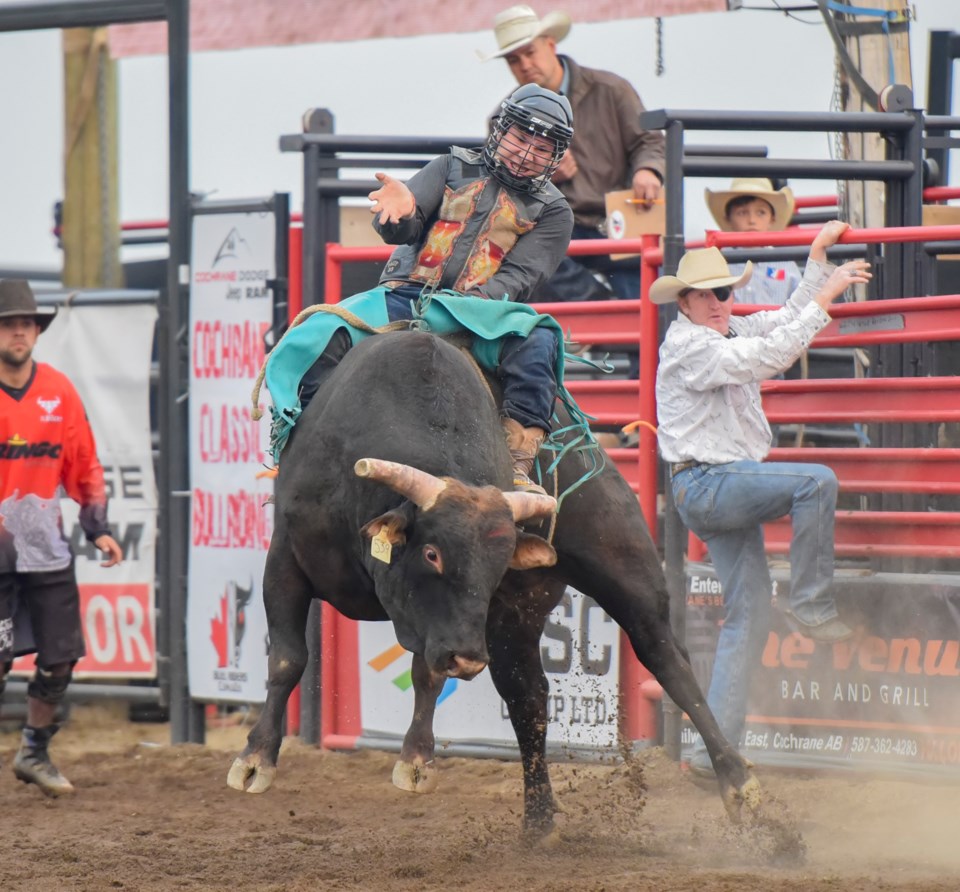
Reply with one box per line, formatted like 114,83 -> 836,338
0,279 -> 123,797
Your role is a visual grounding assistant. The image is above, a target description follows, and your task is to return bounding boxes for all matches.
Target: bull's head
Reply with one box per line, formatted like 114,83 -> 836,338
355,458 -> 557,680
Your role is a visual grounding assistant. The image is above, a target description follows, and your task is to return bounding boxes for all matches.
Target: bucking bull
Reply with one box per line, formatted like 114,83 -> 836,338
227,328 -> 761,834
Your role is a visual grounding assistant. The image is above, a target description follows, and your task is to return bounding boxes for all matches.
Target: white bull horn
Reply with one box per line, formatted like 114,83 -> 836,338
354,458 -> 448,510
503,491 -> 558,522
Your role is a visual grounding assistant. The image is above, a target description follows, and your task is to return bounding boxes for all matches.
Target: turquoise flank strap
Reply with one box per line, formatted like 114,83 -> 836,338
264,288 -> 391,411
409,290 -> 563,377
263,288 -> 392,461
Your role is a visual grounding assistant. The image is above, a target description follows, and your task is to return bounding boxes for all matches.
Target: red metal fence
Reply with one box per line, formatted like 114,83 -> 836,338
295,218 -> 960,742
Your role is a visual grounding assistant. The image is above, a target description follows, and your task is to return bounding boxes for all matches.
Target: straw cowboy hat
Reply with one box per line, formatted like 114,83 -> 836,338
704,178 -> 796,231
0,279 -> 56,331
649,247 -> 753,305
478,5 -> 572,62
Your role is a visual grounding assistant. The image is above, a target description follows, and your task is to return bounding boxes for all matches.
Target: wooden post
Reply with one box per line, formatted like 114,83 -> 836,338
62,27 -> 122,288
835,0 -> 913,231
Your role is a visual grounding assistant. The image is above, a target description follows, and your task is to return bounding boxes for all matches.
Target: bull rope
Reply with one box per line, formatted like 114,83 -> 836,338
445,333 -> 498,409
250,303 -> 407,421
546,467 -> 559,545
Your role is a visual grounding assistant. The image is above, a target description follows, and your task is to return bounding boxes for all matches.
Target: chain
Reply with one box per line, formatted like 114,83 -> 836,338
829,55 -> 848,222
655,17 -> 664,77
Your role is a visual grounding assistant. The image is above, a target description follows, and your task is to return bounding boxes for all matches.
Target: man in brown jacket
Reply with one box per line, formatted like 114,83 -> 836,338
482,4 -> 665,303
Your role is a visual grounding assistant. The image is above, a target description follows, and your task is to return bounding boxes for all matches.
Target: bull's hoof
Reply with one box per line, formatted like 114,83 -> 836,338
391,757 -> 438,793
721,772 -> 762,823
521,813 -> 560,847
227,753 -> 277,794
524,820 -> 562,849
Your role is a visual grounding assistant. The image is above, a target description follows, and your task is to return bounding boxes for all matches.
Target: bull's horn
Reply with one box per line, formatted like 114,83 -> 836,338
503,491 -> 558,522
354,458 -> 448,510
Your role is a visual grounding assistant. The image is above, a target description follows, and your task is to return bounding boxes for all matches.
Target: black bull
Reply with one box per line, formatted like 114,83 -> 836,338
228,330 -> 760,831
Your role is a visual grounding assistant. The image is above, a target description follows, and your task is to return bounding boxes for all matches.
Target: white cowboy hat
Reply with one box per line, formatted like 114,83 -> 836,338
704,178 -> 796,231
477,5 -> 572,62
649,247 -> 753,305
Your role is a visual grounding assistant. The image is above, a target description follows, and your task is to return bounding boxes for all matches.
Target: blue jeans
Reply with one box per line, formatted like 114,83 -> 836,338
385,288 -> 558,431
672,460 -> 839,765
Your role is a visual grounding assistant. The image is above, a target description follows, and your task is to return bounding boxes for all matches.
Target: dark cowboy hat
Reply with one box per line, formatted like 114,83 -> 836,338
0,279 -> 57,332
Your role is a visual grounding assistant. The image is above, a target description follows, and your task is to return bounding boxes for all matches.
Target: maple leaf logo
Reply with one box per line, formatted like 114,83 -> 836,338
210,587 -> 230,668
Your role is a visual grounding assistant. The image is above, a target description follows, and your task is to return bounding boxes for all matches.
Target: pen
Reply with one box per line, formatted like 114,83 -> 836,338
625,198 -> 665,205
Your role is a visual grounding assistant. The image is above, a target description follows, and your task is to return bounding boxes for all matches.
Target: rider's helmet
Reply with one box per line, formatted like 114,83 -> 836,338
483,84 -> 574,193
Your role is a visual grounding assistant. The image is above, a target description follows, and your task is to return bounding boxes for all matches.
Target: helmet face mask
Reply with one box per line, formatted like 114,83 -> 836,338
484,85 -> 573,193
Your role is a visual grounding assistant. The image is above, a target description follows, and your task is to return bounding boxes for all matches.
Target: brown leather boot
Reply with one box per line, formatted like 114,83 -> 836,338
501,418 -> 548,495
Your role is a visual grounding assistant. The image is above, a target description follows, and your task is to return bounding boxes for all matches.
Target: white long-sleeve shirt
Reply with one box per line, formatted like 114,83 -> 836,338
656,259 -> 834,465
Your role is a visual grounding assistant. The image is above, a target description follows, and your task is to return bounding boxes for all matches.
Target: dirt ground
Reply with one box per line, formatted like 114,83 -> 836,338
1,704 -> 958,892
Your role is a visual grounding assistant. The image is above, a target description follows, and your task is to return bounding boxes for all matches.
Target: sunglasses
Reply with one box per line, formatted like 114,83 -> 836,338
680,286 -> 732,302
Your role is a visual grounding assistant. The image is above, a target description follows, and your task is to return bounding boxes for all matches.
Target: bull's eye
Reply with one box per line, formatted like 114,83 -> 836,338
422,545 -> 443,574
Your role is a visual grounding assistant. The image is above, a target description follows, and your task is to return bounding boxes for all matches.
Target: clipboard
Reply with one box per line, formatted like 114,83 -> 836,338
604,188 -> 665,260
923,204 -> 960,260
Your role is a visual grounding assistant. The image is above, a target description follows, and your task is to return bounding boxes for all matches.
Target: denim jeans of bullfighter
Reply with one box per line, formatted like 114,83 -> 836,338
671,460 -> 839,771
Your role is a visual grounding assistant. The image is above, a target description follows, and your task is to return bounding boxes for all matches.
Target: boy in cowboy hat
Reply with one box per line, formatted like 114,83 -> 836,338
652,222 -> 871,778
480,5 -> 664,304
704,177 -> 800,306
0,279 -> 123,797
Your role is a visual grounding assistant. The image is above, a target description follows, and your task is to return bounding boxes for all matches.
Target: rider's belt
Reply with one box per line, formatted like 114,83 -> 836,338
670,460 -> 700,478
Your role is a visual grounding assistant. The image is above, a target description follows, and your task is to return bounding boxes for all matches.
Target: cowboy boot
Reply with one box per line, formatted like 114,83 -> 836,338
501,417 -> 548,496
13,724 -> 75,797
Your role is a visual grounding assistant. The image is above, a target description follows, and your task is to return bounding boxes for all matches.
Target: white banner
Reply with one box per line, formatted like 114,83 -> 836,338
358,589 -> 621,750
15,301 -> 159,679
187,212 -> 275,702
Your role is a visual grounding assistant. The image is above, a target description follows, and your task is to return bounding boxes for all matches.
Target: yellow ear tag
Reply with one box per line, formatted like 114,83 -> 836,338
371,528 -> 393,564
